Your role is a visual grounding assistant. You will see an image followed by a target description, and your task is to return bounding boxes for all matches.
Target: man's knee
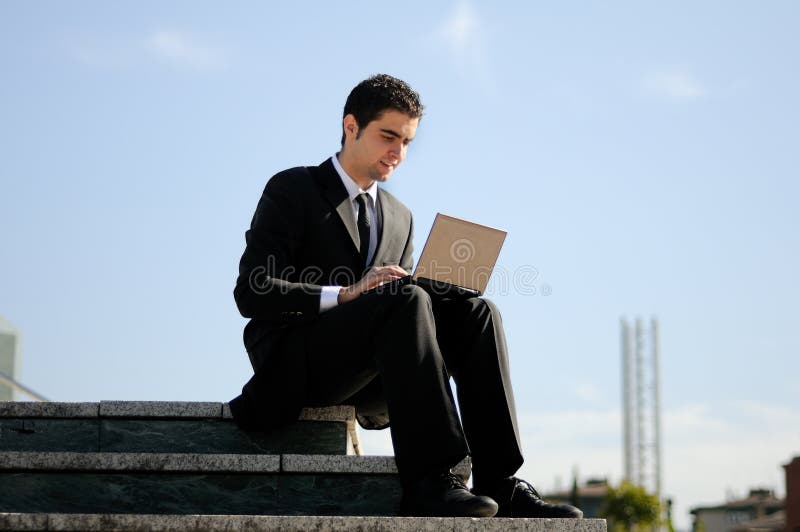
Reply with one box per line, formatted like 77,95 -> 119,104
363,283 -> 434,324
402,283 -> 432,302
401,285 -> 436,322
382,282 -> 432,308
481,297 -> 502,322
461,297 -> 501,324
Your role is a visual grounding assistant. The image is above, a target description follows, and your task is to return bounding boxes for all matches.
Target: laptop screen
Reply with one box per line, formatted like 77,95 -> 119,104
412,213 -> 507,295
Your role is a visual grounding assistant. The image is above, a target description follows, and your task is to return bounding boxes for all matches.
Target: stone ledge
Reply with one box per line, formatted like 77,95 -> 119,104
99,401 -> 223,419
0,402 -> 357,423
223,403 -> 362,455
221,402 -> 356,423
282,454 -> 400,474
0,403 -> 98,419
0,452 -> 280,473
281,454 -> 472,479
299,405 -> 356,423
0,418 -> 351,456
0,513 -> 607,531
1,401 -> 360,456
0,452 -> 469,477
0,514 -> 48,531
297,406 -> 360,456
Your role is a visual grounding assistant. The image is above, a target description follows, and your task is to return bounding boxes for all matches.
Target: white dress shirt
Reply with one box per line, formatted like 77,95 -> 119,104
319,154 -> 381,312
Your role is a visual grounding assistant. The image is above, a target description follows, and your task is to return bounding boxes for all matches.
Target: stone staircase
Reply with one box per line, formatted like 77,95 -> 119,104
0,401 -> 607,531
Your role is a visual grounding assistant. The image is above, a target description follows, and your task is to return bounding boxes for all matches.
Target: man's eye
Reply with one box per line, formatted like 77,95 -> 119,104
383,136 -> 393,141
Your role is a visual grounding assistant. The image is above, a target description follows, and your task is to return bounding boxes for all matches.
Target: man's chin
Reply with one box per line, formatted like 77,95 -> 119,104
369,170 -> 392,182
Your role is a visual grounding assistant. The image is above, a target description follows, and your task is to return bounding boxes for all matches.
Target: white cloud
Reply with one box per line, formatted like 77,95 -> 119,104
70,29 -> 228,71
523,402 -> 799,530
663,401 -> 799,527
145,29 -> 226,71
437,2 -> 492,84
643,69 -> 708,102
517,408 -> 622,496
441,2 -> 481,55
663,403 -> 730,435
735,400 -> 800,428
571,382 -> 604,403
358,400 -> 800,531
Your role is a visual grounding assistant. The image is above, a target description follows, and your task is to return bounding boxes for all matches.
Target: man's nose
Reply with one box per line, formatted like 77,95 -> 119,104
389,141 -> 404,159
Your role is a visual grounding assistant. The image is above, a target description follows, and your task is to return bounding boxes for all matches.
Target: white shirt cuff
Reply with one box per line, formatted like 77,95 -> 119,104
319,286 -> 342,312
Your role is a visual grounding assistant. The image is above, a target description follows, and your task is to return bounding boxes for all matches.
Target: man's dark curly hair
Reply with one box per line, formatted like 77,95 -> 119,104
341,74 -> 424,146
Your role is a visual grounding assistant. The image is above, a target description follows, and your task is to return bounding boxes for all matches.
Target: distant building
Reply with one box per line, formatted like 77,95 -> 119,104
545,478 -> 610,518
729,510 -> 785,532
0,316 -> 20,400
785,456 -> 800,532
690,489 -> 784,532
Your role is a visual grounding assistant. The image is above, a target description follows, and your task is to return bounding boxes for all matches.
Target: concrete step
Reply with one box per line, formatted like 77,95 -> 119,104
0,513 -> 608,531
0,401 -> 359,455
0,452 -> 470,516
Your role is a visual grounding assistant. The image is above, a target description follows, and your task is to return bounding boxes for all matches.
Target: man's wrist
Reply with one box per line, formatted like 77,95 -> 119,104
337,285 -> 352,305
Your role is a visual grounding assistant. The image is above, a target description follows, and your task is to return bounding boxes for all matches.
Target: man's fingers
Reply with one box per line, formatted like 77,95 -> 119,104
355,266 -> 408,294
365,265 -> 408,278
381,266 -> 407,277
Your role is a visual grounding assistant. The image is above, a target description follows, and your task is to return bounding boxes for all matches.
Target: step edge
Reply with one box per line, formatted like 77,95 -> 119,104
0,512 -> 608,532
1,402 -> 356,423
0,451 -> 471,477
0,451 -> 280,473
282,454 -> 400,474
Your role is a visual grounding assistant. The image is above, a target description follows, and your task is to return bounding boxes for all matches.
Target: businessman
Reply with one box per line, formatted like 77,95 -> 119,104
229,74 -> 582,519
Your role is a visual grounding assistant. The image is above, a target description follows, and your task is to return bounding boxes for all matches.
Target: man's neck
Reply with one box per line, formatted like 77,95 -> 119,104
336,151 -> 374,191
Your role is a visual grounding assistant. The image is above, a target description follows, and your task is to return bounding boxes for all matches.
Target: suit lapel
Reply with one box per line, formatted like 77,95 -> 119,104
372,188 -> 401,266
313,158 -> 408,269
315,158 -> 361,255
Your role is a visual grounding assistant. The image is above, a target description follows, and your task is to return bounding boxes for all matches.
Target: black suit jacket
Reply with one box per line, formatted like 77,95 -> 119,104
234,157 -> 414,427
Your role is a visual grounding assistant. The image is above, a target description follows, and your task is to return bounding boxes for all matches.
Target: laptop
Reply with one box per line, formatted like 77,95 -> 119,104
374,213 -> 507,298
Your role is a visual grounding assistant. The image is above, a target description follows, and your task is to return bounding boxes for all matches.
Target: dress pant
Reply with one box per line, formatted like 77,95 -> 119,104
292,284 -> 524,485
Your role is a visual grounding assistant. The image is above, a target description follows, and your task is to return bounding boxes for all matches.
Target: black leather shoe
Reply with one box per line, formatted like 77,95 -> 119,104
400,471 -> 499,517
474,477 -> 583,518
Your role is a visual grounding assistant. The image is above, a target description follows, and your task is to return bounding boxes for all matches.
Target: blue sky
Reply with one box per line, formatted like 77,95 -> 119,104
1,1 -> 798,528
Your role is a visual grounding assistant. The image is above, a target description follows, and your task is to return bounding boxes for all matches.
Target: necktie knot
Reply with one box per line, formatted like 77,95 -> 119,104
356,194 -> 371,227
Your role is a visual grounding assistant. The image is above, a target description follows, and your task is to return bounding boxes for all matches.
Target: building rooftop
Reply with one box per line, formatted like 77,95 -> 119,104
690,489 -> 784,514
0,315 -> 18,334
547,478 -> 611,499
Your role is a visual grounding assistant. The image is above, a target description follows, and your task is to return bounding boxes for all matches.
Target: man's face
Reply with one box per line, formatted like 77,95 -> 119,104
343,109 -> 419,184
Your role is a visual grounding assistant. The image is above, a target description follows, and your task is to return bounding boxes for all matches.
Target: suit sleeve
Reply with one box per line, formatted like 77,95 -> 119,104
234,170 -> 322,323
399,215 -> 414,273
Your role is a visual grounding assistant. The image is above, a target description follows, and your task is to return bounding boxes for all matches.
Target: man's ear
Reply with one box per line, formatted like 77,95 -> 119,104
343,114 -> 359,140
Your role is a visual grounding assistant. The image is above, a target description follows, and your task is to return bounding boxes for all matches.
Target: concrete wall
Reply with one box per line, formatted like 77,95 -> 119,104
695,509 -> 728,532
0,319 -> 18,401
786,456 -> 800,532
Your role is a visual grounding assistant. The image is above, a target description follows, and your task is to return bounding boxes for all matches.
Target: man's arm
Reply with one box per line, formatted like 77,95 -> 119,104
399,215 -> 414,273
234,170 -> 322,323
335,213 -> 414,305
235,169 -> 416,317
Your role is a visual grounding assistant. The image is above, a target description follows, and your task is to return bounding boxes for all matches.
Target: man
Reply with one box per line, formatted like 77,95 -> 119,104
229,74 -> 582,519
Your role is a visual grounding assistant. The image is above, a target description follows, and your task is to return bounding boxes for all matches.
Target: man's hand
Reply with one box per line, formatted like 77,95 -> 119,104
338,266 -> 409,304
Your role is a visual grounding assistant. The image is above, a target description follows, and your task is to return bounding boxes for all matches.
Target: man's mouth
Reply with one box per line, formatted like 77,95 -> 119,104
380,161 -> 395,170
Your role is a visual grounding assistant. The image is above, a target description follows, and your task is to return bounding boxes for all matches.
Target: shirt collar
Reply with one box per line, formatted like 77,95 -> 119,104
332,153 -> 378,205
